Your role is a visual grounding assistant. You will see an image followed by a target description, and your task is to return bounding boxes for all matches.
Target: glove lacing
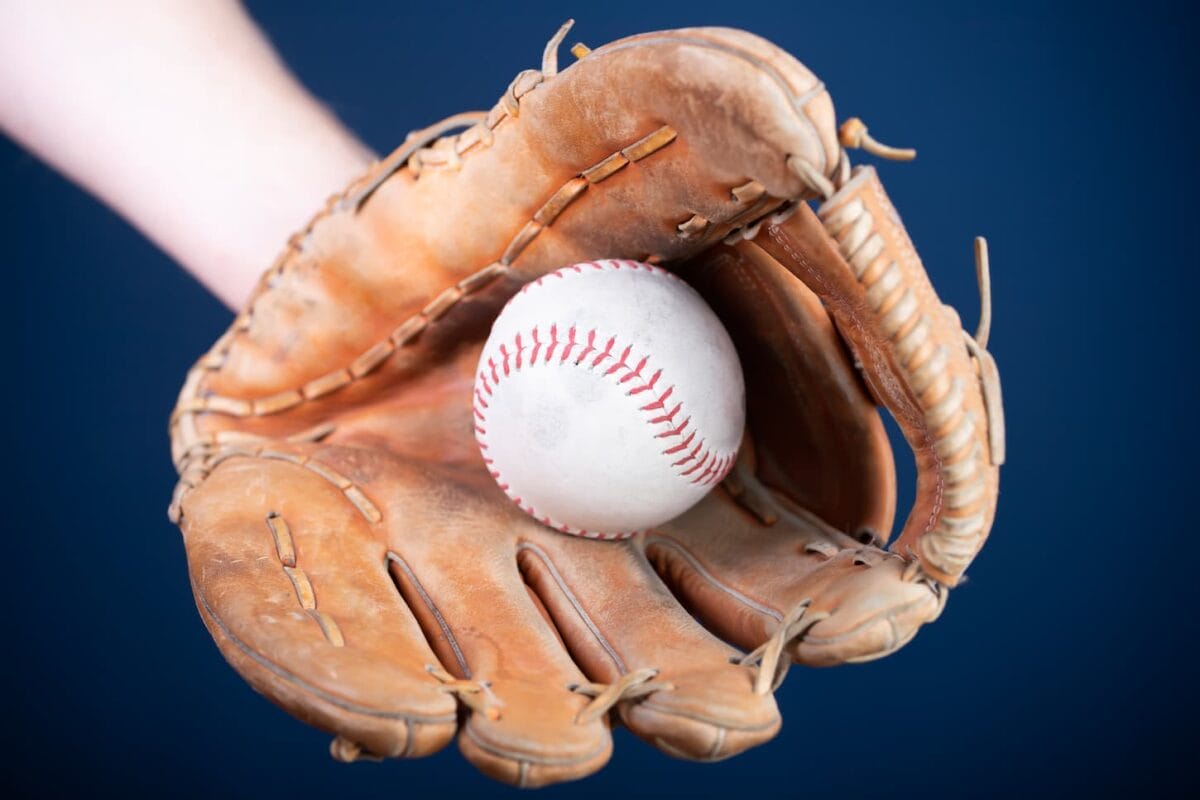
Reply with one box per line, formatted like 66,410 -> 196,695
426,664 -> 503,721
568,668 -> 674,725
789,119 -> 1006,537
738,601 -> 830,696
342,20 -> 576,211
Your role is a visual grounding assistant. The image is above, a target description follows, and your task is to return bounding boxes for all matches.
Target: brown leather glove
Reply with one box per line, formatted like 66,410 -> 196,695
169,23 -> 1004,787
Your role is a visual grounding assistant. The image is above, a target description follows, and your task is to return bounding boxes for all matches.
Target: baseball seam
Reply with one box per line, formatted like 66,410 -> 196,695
473,261 -> 738,540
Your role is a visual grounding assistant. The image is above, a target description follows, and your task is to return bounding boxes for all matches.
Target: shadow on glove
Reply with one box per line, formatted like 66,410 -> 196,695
169,22 -> 1002,787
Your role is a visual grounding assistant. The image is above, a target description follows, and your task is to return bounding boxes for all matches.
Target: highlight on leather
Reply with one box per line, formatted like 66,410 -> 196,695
816,169 -> 1001,582
165,21 -> 1003,786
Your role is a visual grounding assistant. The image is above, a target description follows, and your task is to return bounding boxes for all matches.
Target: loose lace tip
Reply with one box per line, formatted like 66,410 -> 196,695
542,19 -> 575,75
330,735 -> 381,763
839,117 -> 917,161
973,236 -> 992,348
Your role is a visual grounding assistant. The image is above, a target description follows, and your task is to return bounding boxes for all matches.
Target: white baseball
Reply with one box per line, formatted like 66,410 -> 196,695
473,259 -> 745,539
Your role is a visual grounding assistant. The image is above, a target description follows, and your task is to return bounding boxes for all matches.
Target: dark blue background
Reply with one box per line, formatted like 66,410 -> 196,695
3,1 -> 1194,797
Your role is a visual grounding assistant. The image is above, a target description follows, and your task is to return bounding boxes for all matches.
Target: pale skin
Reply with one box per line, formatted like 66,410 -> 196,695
0,0 -> 374,309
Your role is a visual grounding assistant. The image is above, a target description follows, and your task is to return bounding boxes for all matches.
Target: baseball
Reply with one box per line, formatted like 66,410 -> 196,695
473,259 -> 745,538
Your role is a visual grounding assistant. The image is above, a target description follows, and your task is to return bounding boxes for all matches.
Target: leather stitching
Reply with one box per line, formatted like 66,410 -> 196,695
169,124 -> 678,513
642,534 -> 782,622
515,542 -> 627,674
170,446 -> 380,525
387,553 -> 473,679
462,722 -> 609,767
171,125 -> 677,428
265,512 -> 344,646
818,170 -> 988,577
637,700 -> 779,732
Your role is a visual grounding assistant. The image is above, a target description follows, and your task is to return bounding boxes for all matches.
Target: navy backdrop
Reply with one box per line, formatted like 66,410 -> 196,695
2,1 -> 1195,797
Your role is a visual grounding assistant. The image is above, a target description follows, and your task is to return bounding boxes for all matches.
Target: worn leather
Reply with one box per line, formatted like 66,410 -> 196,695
169,25 -> 1001,786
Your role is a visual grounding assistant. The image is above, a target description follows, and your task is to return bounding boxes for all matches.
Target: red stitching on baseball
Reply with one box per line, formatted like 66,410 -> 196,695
628,369 -> 660,395
577,330 -> 596,364
591,335 -> 615,368
649,402 -> 682,425
473,260 -> 736,538
640,385 -> 673,412
619,355 -> 648,383
675,438 -> 705,470
693,454 -> 719,485
656,415 -> 690,438
664,430 -> 695,456
530,326 -> 542,364
604,344 -> 632,376
680,450 -> 708,477
544,324 -> 559,363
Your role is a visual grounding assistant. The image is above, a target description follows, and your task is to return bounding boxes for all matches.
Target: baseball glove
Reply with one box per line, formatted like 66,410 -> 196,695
169,22 -> 1004,787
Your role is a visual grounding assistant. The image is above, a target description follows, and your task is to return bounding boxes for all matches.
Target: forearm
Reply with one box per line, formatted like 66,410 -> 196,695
0,0 -> 374,308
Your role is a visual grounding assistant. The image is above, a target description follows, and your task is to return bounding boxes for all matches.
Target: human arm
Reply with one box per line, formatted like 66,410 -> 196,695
0,0 -> 372,308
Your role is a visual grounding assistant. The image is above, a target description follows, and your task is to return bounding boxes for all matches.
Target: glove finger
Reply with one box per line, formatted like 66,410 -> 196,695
788,546 -> 946,666
179,456 -> 459,760
370,466 -> 611,788
755,192 -> 1002,585
649,487 -> 942,671
518,525 -> 780,761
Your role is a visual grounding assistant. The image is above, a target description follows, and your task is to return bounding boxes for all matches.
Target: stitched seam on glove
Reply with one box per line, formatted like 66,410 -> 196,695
168,126 -> 681,505
819,175 -> 989,576
169,445 -> 379,525
265,511 -> 345,646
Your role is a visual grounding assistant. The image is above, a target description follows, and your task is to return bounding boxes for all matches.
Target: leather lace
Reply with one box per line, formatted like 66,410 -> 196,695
790,120 -> 1006,471
427,664 -> 502,721
739,602 -> 830,696
963,237 -> 1006,465
343,20 -> 576,212
569,668 -> 673,725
